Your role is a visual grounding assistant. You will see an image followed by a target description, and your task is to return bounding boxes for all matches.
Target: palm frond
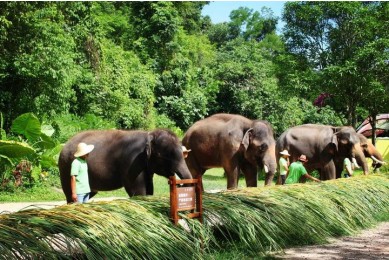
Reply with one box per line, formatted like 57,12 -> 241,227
0,174 -> 388,258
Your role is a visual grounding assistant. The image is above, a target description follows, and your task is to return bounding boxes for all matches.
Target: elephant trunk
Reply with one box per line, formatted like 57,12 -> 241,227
263,149 -> 277,186
175,162 -> 193,180
353,143 -> 369,175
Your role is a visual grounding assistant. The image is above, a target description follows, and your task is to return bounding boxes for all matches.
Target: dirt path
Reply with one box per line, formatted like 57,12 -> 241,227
1,200 -> 388,259
276,221 -> 389,259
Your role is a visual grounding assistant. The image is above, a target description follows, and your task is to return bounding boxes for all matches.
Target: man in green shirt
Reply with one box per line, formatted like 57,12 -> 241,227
71,142 -> 94,203
285,154 -> 321,184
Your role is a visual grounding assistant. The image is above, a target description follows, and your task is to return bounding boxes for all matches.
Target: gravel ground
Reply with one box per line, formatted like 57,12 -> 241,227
1,200 -> 388,259
276,222 -> 389,259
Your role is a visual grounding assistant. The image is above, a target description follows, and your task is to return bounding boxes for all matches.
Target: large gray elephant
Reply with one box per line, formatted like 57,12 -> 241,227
276,124 -> 369,181
59,129 -> 192,203
357,134 -> 386,172
182,113 -> 277,189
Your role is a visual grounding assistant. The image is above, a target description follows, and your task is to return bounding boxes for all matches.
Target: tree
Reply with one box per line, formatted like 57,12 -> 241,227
206,6 -> 278,47
213,38 -> 281,123
0,2 -> 93,127
283,2 -> 389,128
155,32 -> 217,130
229,6 -> 278,42
129,2 -> 181,72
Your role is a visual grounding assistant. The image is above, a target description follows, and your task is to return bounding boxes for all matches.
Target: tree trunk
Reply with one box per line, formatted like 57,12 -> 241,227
368,114 -> 377,146
371,114 -> 377,146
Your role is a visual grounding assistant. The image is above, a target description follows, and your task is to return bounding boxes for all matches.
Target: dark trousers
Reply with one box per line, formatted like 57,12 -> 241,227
280,175 -> 286,185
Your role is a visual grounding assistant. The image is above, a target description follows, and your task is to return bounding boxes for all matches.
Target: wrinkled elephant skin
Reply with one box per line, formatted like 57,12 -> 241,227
59,129 -> 192,203
182,113 -> 277,189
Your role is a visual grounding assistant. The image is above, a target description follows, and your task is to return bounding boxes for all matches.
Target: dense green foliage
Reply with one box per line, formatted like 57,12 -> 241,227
1,2 -> 387,134
0,174 -> 388,258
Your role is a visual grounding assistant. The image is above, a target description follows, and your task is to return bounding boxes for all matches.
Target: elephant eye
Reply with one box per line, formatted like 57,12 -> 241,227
259,144 -> 268,152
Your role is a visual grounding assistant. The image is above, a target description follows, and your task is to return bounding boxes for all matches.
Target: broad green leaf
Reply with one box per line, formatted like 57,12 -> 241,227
41,144 -> 63,168
41,124 -> 55,137
37,133 -> 56,149
0,154 -> 13,167
11,113 -> 41,141
0,140 -> 35,158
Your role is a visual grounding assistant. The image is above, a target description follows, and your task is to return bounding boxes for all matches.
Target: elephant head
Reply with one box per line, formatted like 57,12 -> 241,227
242,120 -> 277,185
357,134 -> 386,171
332,126 -> 369,174
146,129 -> 193,180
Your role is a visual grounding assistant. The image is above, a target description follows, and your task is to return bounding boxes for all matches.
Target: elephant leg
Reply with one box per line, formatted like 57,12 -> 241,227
275,174 -> 282,185
224,162 -> 240,190
265,173 -> 274,186
322,162 -> 336,180
240,163 -> 258,187
89,191 -> 98,199
123,172 -> 147,196
335,163 -> 343,179
185,156 -> 206,179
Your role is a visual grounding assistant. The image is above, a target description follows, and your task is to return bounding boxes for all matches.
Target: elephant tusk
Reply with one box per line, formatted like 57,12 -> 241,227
371,156 -> 386,165
351,158 -> 361,168
264,165 -> 269,173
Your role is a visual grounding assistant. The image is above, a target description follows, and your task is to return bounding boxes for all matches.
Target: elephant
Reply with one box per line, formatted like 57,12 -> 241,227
59,129 -> 192,203
357,134 -> 386,172
182,113 -> 277,189
276,124 -> 369,181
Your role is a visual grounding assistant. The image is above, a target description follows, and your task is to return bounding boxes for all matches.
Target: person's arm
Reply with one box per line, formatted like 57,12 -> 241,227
71,175 -> 77,202
304,174 -> 321,182
345,164 -> 353,177
282,160 -> 289,171
345,159 -> 353,177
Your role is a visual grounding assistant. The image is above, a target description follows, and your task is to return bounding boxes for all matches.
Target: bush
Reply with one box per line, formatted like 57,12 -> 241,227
51,113 -> 116,143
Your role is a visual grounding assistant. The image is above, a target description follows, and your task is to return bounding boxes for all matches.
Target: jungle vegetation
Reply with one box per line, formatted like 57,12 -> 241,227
0,2 -> 388,188
1,2 -> 388,134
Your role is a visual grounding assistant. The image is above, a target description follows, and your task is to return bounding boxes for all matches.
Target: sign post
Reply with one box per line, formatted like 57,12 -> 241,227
169,176 -> 202,225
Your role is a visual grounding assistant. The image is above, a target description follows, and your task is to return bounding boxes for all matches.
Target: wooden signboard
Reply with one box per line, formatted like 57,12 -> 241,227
169,176 -> 203,225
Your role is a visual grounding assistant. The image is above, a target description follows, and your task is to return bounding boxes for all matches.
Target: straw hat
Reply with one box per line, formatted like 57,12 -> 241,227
182,146 -> 191,153
280,149 -> 291,156
298,154 -> 308,162
74,142 -> 95,157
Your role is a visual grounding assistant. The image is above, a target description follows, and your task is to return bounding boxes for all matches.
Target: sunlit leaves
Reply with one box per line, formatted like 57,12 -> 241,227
0,140 -> 35,158
11,113 -> 41,141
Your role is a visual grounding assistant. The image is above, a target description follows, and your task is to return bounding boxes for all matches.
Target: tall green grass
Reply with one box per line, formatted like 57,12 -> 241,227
0,173 -> 388,258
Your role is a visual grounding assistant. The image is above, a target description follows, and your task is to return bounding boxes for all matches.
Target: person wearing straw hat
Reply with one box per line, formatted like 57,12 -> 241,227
182,145 -> 191,159
70,142 -> 94,203
285,154 -> 321,184
279,149 -> 290,185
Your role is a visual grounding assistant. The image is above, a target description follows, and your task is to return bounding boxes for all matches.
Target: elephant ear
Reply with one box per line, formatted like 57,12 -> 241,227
358,135 -> 369,150
146,133 -> 153,159
242,128 -> 253,150
330,127 -> 339,151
